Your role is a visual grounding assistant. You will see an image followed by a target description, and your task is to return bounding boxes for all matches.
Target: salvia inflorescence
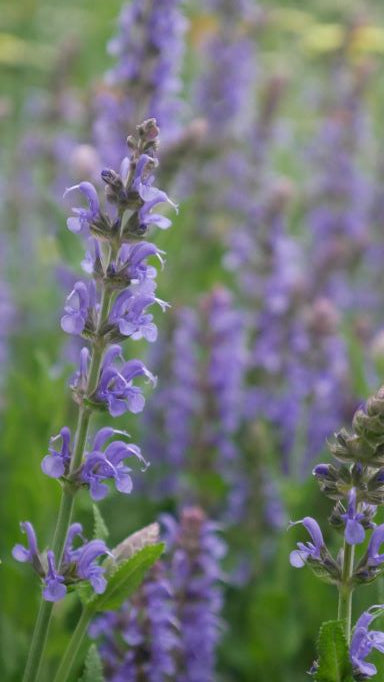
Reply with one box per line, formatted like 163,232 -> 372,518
13,119 -> 181,681
291,385 -> 384,678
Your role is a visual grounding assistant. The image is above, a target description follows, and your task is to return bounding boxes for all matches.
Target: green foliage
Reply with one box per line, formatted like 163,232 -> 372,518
92,505 -> 109,543
86,543 -> 164,613
78,645 -> 105,682
314,621 -> 353,682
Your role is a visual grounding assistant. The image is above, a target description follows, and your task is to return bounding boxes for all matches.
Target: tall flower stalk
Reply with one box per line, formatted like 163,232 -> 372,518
15,118 -> 175,682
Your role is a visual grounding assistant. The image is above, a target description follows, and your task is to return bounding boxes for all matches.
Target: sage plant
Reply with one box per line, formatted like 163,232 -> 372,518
290,384 -> 384,678
13,118 -> 175,682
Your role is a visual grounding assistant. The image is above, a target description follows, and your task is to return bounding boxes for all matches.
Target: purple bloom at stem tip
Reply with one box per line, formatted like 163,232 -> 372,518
289,517 -> 325,568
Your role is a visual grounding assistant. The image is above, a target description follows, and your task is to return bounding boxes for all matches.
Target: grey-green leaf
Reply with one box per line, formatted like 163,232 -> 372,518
87,543 -> 164,614
78,644 -> 105,682
314,620 -> 354,682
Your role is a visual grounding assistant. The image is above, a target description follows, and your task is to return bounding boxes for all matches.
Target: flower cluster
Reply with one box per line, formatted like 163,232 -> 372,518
290,384 -> 384,675
90,507 -> 226,681
41,426 -> 148,501
13,119 -> 175,607
13,521 -> 110,602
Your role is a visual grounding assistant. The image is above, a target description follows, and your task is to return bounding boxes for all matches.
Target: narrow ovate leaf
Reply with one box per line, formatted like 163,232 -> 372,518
93,504 -> 109,542
87,543 -> 164,613
314,620 -> 354,682
78,644 -> 105,682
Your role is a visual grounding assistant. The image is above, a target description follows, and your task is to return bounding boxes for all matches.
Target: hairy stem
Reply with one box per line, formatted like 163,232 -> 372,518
22,285 -> 114,682
337,539 -> 355,643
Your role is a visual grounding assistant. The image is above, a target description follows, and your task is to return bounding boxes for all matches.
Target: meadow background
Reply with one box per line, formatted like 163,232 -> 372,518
2,0 -> 384,679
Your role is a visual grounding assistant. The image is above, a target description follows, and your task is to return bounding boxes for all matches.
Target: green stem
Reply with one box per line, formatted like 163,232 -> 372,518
22,600 -> 54,682
52,607 -> 93,682
23,285 -> 114,682
337,540 -> 355,642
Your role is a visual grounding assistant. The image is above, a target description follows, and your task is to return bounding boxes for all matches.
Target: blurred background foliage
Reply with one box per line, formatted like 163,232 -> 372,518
2,0 -> 384,680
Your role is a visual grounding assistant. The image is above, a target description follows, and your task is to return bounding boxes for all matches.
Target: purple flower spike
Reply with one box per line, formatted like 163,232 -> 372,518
61,281 -> 96,335
12,522 -> 40,564
350,605 -> 384,678
64,182 -> 100,234
289,517 -> 325,568
76,540 -> 111,594
341,488 -> 366,545
43,551 -> 67,602
41,426 -> 72,479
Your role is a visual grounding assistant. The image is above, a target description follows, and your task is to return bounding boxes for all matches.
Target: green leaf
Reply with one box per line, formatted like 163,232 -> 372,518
78,644 -> 105,682
87,543 -> 164,614
93,504 -> 109,542
314,620 -> 353,682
